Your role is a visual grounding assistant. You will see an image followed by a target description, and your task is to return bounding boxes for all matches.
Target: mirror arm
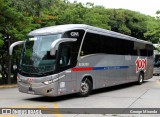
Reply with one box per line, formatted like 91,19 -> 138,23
9,41 -> 24,55
50,38 -> 77,55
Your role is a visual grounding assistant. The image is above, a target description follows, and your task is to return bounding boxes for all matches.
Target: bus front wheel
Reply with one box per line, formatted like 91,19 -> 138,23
78,78 -> 92,97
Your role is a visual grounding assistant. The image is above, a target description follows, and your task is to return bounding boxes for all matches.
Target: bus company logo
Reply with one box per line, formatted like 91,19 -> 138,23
70,32 -> 79,37
27,78 -> 33,82
135,57 -> 147,73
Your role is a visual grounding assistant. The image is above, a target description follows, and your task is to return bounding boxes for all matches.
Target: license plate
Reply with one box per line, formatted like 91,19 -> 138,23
28,90 -> 35,94
28,87 -> 34,94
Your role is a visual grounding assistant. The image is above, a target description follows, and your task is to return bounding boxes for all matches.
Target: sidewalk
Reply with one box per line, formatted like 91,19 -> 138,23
0,84 -> 17,89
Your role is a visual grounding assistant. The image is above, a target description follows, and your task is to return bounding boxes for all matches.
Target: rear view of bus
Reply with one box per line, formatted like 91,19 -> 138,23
10,24 -> 154,97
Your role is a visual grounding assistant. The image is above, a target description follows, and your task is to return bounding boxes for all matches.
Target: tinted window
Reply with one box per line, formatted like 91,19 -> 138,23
148,50 -> 153,57
139,44 -> 153,57
81,33 -> 102,56
101,35 -> 116,54
81,32 -> 138,56
140,49 -> 147,56
147,44 -> 153,57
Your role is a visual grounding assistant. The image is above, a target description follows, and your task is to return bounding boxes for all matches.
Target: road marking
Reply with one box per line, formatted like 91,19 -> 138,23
53,103 -> 63,117
4,104 -> 48,108
0,115 -> 16,117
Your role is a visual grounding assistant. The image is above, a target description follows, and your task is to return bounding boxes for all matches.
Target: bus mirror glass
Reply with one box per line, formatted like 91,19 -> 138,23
50,38 -> 77,55
13,64 -> 17,71
9,41 -> 24,55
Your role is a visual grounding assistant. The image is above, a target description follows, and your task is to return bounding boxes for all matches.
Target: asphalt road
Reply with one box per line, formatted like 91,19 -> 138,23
0,76 -> 160,117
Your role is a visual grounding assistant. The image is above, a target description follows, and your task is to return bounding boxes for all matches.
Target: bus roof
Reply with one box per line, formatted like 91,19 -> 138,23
28,24 -> 152,45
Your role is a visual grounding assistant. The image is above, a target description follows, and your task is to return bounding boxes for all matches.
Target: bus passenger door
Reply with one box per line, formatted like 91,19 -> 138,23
57,43 -> 76,95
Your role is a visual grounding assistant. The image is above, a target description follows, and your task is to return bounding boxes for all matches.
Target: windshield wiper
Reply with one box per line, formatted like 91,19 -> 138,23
20,64 -> 54,76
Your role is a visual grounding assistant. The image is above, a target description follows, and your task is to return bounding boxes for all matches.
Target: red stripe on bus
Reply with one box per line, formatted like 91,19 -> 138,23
72,67 -> 93,72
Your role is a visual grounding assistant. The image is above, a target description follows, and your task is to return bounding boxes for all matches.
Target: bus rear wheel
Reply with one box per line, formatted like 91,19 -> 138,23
137,73 -> 144,85
78,78 -> 92,97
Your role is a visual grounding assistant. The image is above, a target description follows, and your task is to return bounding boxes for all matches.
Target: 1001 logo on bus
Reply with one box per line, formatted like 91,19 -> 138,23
135,57 -> 147,73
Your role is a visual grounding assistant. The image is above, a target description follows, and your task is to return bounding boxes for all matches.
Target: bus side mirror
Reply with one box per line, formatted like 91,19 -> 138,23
9,41 -> 24,55
13,64 -> 17,71
50,38 -> 77,55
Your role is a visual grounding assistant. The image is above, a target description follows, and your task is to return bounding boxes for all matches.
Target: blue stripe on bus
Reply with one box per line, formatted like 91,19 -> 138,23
93,66 -> 129,71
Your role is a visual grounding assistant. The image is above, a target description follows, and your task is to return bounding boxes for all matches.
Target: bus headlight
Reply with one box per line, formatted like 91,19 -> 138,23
17,75 -> 22,82
43,78 -> 59,85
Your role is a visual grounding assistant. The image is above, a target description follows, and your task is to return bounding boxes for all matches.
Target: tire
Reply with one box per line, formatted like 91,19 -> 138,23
77,78 -> 92,97
137,73 -> 144,85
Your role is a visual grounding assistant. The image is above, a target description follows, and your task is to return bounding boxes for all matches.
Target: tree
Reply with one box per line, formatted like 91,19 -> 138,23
144,10 -> 160,43
106,9 -> 149,40
0,0 -> 35,84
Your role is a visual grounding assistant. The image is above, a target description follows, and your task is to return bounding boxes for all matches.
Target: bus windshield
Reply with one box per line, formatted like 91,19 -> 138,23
154,54 -> 160,67
19,34 -> 61,76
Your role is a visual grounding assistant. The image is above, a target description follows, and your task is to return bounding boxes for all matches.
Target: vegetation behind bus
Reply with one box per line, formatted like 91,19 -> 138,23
0,0 -> 159,84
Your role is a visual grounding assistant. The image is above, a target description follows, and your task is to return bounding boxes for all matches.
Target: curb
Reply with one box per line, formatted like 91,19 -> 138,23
0,84 -> 17,89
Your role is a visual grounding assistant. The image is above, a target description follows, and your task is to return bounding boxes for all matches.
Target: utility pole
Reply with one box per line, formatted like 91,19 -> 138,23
8,36 -> 12,84
8,54 -> 12,84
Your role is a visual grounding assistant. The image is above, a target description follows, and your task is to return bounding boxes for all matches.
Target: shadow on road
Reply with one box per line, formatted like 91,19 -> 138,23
25,81 -> 149,102
25,93 -> 78,102
92,81 -> 148,95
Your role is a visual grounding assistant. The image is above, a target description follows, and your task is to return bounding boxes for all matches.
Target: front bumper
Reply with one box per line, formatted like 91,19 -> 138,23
18,81 -> 58,97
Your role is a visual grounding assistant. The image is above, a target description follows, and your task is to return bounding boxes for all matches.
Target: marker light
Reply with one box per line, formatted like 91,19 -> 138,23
17,75 -> 20,79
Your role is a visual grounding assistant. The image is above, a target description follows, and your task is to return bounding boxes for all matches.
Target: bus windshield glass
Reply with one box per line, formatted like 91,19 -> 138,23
19,34 -> 61,76
154,54 -> 160,67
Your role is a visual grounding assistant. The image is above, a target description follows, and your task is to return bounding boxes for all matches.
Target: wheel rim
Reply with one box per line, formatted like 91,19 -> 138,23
140,74 -> 143,83
80,81 -> 89,94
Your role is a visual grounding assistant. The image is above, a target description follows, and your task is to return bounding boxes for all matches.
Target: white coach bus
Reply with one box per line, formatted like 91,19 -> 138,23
10,24 -> 154,97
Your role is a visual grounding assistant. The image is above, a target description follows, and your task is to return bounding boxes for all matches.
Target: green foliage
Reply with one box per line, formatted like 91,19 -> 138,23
106,9 -> 149,39
1,0 -> 159,46
0,0 -> 37,82
155,46 -> 160,52
0,34 -> 4,47
144,16 -> 160,43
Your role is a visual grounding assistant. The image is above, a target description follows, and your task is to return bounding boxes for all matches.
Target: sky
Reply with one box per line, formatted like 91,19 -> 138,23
69,0 -> 160,16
